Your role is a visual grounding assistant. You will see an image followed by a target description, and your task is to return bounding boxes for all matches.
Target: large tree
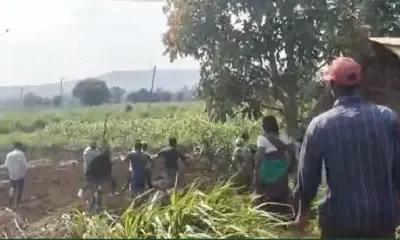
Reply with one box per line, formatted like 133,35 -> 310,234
162,0 -> 337,136
72,78 -> 111,106
110,86 -> 126,103
161,0 -> 399,136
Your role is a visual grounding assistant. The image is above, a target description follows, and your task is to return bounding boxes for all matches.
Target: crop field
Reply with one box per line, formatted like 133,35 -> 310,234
0,101 -> 324,238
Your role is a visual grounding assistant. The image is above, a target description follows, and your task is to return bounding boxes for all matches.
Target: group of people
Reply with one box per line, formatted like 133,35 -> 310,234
77,136 -> 190,201
230,56 -> 400,238
2,55 -> 400,238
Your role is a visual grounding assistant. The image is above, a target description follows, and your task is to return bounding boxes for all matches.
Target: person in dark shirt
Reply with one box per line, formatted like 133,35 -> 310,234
294,56 -> 400,238
157,137 -> 189,189
125,140 -> 148,194
86,145 -> 117,195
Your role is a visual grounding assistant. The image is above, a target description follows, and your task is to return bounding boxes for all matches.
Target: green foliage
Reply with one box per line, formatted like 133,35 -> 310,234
36,181 -> 288,238
161,0 -> 336,135
72,78 -> 111,106
161,0 -> 400,137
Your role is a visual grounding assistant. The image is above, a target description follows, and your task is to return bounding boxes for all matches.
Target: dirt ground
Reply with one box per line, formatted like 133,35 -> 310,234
0,148 -> 211,235
0,149 -> 136,225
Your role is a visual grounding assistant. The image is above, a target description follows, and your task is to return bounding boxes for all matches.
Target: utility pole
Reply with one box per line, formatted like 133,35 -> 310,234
19,86 -> 23,107
148,65 -> 156,109
60,77 -> 64,107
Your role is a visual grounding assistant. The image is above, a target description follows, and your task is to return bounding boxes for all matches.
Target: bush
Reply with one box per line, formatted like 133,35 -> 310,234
125,104 -> 133,112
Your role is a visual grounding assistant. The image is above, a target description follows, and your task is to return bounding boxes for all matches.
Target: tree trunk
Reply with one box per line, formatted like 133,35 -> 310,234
283,97 -> 299,139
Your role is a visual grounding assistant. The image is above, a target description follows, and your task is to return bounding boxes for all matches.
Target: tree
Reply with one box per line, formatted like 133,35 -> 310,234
161,0 -> 400,136
72,79 -> 111,106
162,0 -> 336,136
23,92 -> 44,107
110,86 -> 126,103
52,95 -> 62,107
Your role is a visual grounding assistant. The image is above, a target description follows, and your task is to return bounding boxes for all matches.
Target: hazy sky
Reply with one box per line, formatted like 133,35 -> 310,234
0,0 -> 199,86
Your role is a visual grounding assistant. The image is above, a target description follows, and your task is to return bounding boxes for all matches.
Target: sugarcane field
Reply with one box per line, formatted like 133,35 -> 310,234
1,0 -> 400,238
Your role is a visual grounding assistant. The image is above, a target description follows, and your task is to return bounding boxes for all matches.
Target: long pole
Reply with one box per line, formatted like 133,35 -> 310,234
60,77 -> 64,107
20,86 -> 23,107
148,65 -> 156,109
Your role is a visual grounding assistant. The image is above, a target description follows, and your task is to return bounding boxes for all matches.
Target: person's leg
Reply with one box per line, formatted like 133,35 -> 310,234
106,175 -> 117,194
78,175 -> 92,198
121,171 -> 132,192
145,169 -> 153,189
166,169 -> 179,189
16,178 -> 25,207
8,180 -> 17,207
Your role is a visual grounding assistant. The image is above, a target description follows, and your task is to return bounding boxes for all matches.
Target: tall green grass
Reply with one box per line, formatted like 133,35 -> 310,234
34,181 -> 289,238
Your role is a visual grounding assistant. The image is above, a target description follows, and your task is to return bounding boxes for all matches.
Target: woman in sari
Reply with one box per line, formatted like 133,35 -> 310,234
254,115 -> 296,217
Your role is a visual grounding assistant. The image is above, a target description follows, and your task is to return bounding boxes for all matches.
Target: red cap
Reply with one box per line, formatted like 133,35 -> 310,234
323,57 -> 362,85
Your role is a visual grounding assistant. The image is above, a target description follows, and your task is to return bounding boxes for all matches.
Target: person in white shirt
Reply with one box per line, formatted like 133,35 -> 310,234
1,141 -> 28,208
77,141 -> 101,198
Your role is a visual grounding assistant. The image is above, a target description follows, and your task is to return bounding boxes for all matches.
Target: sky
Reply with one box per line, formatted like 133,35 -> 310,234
0,0 -> 199,86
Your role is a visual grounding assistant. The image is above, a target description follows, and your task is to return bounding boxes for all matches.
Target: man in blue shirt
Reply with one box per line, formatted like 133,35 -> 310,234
294,56 -> 400,238
125,140 -> 148,194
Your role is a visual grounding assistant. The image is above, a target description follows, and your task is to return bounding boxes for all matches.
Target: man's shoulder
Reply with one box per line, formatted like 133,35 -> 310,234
84,147 -> 93,153
159,146 -> 173,153
7,149 -> 24,157
372,104 -> 397,120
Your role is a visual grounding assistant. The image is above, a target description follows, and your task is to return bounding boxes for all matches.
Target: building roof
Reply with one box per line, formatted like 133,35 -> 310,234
369,37 -> 400,57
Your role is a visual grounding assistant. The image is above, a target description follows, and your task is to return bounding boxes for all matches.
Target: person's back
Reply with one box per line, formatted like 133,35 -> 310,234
127,150 -> 147,172
127,147 -> 148,193
87,151 -> 112,180
4,149 -> 27,180
83,146 -> 100,174
159,146 -> 182,170
308,98 -> 399,231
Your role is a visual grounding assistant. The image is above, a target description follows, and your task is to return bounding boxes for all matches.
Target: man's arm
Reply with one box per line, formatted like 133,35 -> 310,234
22,153 -> 28,172
1,154 -> 10,169
178,150 -> 190,167
293,119 -> 323,216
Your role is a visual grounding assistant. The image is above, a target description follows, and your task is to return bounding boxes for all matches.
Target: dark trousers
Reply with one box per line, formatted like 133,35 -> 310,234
83,174 -> 116,194
9,178 -> 25,207
320,226 -> 395,239
122,169 -> 152,192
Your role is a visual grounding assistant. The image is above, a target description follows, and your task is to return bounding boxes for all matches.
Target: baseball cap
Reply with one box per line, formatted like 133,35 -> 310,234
322,56 -> 362,86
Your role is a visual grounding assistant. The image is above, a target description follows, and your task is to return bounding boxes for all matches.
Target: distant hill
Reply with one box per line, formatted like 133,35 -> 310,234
0,69 -> 200,100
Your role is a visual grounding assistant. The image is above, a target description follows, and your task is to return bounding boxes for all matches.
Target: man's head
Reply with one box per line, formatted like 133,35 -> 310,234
323,56 -> 362,99
235,137 -> 244,147
262,115 -> 279,135
13,141 -> 23,151
168,137 -> 177,147
142,141 -> 148,151
134,140 -> 142,151
90,140 -> 97,149
102,144 -> 111,154
241,131 -> 249,142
